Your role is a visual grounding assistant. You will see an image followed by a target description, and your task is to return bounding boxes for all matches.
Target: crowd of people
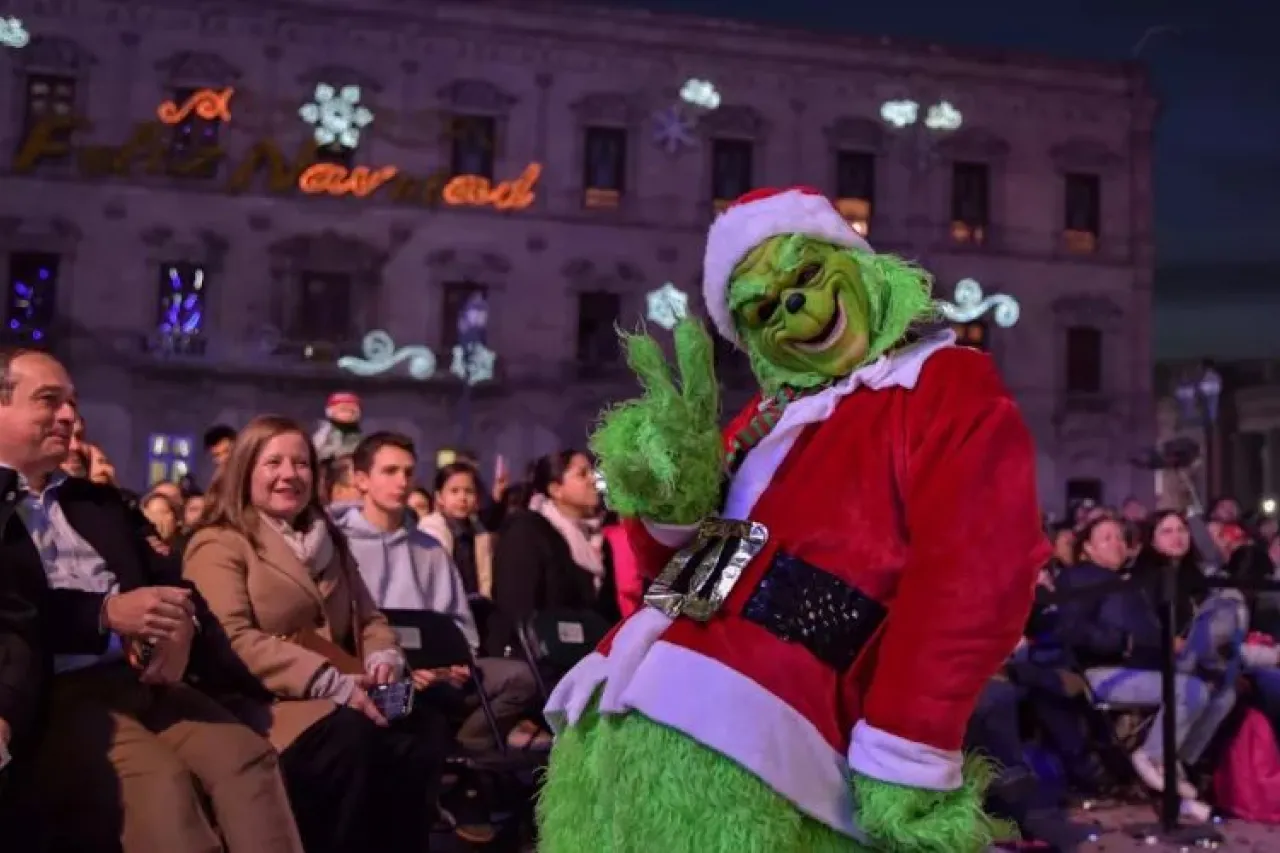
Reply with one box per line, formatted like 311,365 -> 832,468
5,341 -> 1280,852
974,494 -> 1280,848
0,347 -> 633,852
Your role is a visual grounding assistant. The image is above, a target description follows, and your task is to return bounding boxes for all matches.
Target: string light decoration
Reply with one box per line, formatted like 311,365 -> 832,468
450,343 -> 496,384
296,161 -> 541,208
652,105 -> 697,155
299,84 -> 373,149
337,330 -> 437,380
0,16 -> 28,48
5,253 -> 58,341
157,88 -> 234,125
297,164 -> 398,197
680,79 -> 721,111
645,282 -> 689,330
935,278 -> 1019,328
154,264 -> 205,350
879,98 -> 964,132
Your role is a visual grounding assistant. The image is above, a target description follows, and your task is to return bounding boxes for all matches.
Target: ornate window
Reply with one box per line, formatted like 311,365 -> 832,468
952,320 -> 988,351
834,151 -> 875,237
292,272 -> 354,343
5,252 -> 59,343
1065,325 -> 1103,393
442,281 -> 488,352
575,291 -> 621,367
710,138 -> 753,211
165,86 -> 224,179
582,126 -> 627,209
950,162 -> 989,245
146,433 -> 194,487
20,73 -> 76,158
1065,478 -> 1104,511
448,115 -> 496,179
152,263 -> 207,355
1063,173 -> 1101,254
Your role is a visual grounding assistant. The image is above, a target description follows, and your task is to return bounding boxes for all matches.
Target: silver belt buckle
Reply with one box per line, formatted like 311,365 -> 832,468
644,517 -> 769,622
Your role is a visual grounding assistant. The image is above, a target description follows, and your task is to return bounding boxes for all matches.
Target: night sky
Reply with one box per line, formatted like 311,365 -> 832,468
615,0 -> 1280,357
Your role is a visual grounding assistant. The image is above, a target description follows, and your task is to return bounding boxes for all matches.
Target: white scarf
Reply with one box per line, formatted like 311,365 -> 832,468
533,495 -> 604,585
262,513 -> 335,577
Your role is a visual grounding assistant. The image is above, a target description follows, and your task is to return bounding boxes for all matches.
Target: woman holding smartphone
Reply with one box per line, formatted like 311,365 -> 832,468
183,415 -> 446,853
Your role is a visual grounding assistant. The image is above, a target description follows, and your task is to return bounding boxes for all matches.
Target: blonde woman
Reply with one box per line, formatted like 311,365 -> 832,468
183,415 -> 446,853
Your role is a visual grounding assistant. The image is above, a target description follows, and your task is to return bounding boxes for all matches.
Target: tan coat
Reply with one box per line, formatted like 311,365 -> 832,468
419,511 -> 493,598
183,522 -> 400,751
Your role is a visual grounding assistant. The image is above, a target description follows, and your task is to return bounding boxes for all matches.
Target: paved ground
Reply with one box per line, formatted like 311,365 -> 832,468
1043,802 -> 1278,851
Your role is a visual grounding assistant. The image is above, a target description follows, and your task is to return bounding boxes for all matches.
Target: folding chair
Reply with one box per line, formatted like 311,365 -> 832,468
516,608 -> 613,702
383,609 -> 543,846
382,608 -> 539,766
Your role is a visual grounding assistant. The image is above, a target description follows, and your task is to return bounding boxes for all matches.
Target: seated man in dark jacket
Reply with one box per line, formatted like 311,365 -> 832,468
0,347 -> 303,853
1055,516 -> 1230,810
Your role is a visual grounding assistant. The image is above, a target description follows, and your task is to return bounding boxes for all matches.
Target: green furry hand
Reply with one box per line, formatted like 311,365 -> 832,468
852,756 -> 1015,853
589,319 -> 724,525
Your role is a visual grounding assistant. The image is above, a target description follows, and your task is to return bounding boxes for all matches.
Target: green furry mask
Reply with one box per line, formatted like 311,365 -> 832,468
727,235 -> 936,396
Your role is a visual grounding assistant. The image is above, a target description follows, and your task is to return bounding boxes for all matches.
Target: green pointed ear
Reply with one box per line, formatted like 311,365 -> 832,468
853,251 -> 937,359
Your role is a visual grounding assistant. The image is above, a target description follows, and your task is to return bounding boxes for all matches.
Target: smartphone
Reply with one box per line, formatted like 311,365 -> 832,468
494,453 -> 508,484
368,679 -> 415,722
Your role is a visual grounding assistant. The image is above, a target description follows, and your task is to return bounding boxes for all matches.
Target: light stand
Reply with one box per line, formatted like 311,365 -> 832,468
1127,443 -> 1224,845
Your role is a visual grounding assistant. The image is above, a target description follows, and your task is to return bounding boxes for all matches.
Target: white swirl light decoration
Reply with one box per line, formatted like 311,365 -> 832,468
935,278 -> 1020,328
337,331 -> 437,380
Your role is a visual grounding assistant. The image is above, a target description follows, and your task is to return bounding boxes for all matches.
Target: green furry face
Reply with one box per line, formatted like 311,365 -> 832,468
729,238 -> 871,385
727,234 -> 936,395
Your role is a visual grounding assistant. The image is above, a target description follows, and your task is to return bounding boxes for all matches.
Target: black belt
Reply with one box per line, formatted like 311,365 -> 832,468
743,551 -> 887,672
642,517 -> 886,672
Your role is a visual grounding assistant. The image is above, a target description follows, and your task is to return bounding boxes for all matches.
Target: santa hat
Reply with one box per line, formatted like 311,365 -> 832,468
326,391 -> 360,409
702,187 -> 873,348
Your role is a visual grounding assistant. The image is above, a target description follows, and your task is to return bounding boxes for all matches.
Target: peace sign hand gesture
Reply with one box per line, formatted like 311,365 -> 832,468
588,318 -> 725,525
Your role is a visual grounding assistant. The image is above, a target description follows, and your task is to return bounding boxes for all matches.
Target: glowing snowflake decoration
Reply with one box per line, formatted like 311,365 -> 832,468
680,79 -> 721,111
646,283 -> 689,331
451,343 -> 496,385
298,84 -> 373,149
0,17 -> 29,49
925,101 -> 963,131
652,105 -> 697,155
880,100 -> 919,128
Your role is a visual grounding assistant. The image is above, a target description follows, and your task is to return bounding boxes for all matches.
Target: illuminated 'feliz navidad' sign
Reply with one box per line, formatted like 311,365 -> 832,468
12,88 -> 542,211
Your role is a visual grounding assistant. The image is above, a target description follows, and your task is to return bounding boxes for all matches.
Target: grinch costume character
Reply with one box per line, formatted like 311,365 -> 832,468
312,391 -> 363,462
537,187 -> 1051,853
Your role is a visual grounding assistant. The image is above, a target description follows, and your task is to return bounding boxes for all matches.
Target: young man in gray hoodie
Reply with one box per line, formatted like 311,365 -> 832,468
334,432 -> 537,751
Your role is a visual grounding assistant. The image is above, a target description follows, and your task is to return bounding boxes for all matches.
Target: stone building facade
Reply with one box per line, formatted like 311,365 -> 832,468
0,0 -> 1156,512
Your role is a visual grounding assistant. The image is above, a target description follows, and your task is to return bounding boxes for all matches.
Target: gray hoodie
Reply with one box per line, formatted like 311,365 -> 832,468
333,504 -> 480,651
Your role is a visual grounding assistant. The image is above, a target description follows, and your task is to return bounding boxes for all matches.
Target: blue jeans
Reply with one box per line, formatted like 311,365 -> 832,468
1086,592 -> 1244,765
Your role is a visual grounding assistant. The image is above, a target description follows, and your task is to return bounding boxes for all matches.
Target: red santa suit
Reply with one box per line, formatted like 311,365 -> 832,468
545,188 -> 1050,841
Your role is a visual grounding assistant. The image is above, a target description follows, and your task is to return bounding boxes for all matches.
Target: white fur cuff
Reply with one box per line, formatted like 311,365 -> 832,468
848,720 -> 963,791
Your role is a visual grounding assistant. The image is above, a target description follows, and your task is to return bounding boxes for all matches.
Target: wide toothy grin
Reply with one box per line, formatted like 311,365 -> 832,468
793,304 -> 846,353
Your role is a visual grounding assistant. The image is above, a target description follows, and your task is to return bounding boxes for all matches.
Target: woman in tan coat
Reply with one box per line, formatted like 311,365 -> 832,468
184,415 -> 446,853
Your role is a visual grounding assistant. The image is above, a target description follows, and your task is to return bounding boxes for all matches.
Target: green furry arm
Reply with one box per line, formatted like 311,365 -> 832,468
852,755 -> 1015,853
589,320 -> 724,525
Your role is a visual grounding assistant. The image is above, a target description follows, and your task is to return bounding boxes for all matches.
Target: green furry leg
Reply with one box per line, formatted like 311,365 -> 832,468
538,707 -> 1015,853
538,708 -> 865,853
